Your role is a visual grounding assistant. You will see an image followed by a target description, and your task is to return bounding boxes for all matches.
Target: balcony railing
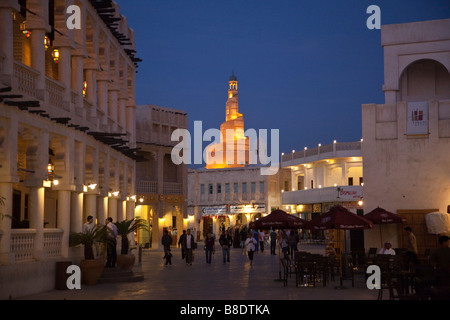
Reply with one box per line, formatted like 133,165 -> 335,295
164,182 -> 183,194
282,141 -> 362,165
136,180 -> 158,193
13,61 -> 39,99
10,229 -> 35,263
10,228 -> 64,263
46,77 -> 67,110
43,228 -> 63,258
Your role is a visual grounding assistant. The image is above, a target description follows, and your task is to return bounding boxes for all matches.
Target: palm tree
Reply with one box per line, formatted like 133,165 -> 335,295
69,225 -> 108,260
114,218 -> 148,254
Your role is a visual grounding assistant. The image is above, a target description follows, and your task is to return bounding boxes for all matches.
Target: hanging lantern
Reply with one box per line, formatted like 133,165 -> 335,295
82,80 -> 87,97
44,36 -> 50,50
52,49 -> 59,63
20,21 -> 31,38
47,163 -> 54,175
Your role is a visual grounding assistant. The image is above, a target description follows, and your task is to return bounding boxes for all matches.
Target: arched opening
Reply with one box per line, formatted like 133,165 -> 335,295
399,59 -> 450,102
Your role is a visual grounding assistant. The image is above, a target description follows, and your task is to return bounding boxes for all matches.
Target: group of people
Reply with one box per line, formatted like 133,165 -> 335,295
162,228 -> 195,266
82,215 -> 119,268
160,226 -> 299,267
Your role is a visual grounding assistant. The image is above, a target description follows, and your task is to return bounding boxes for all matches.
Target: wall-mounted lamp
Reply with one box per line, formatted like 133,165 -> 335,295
52,49 -> 59,63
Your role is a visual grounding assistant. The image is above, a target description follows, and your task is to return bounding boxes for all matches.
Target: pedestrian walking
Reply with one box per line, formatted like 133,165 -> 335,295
270,229 -> 277,255
178,230 -> 186,260
240,227 -> 247,255
288,229 -> 299,258
405,226 -> 419,270
245,233 -> 257,266
219,230 -> 233,264
280,231 -> 289,259
204,232 -> 215,264
162,229 -> 173,266
259,230 -> 265,253
252,229 -> 259,252
183,228 -> 196,266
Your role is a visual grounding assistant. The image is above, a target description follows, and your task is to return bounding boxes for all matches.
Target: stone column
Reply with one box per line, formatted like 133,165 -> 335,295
108,87 -> 119,126
85,68 -> 97,104
97,78 -> 109,125
70,191 -> 83,233
84,193 -> 97,223
118,97 -> 128,132
116,198 -> 124,222
57,190 -> 71,258
97,195 -> 108,226
30,28 -> 46,93
0,2 -> 19,82
108,197 -> 117,222
57,46 -> 72,102
29,186 -> 45,260
0,182 -> 14,264
71,55 -> 84,94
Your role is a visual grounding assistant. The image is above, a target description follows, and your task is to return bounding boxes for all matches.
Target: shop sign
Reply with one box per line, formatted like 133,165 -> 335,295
337,187 -> 362,200
201,206 -> 227,216
230,204 -> 266,214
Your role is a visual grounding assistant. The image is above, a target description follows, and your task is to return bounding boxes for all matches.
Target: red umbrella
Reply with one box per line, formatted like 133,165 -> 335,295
249,209 -> 307,230
249,209 -> 306,282
364,207 -> 406,224
304,205 -> 373,284
305,205 -> 374,231
364,207 -> 406,247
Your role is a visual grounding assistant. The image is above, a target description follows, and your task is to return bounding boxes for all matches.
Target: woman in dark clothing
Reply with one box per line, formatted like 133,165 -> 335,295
204,232 -> 215,264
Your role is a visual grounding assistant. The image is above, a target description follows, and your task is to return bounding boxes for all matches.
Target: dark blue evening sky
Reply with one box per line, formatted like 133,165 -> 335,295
117,0 -> 449,164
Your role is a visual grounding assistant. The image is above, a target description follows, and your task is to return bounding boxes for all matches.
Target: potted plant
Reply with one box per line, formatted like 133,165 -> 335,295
114,218 -> 148,270
69,226 -> 108,285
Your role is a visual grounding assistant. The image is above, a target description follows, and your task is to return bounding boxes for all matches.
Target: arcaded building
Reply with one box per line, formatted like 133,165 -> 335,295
362,19 -> 450,252
0,0 -> 139,298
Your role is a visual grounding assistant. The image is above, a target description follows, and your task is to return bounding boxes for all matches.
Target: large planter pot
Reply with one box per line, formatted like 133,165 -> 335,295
80,259 -> 104,285
117,254 -> 135,271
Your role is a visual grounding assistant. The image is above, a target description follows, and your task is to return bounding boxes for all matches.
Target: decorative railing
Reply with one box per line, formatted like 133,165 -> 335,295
43,228 -> 63,258
10,229 -> 35,263
46,76 -> 67,110
13,61 -> 39,98
136,180 -> 158,194
282,141 -> 362,163
164,182 -> 183,195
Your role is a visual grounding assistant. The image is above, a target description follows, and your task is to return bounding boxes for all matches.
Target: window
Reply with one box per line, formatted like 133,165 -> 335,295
225,183 -> 230,194
359,177 -> 363,185
259,182 -> 265,194
217,183 -> 222,194
242,182 -> 247,194
284,181 -> 289,191
348,177 -> 353,186
251,182 -> 256,194
233,183 -> 238,194
208,184 -> 213,194
200,184 -> 205,194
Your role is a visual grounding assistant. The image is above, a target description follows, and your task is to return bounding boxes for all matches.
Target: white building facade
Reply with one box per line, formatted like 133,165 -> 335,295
281,141 -> 364,243
362,19 -> 450,252
0,0 -> 139,298
188,166 -> 286,240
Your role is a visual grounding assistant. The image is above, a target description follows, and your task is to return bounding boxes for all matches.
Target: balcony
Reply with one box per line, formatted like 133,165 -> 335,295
136,180 -> 158,193
282,185 -> 363,205
282,141 -> 362,167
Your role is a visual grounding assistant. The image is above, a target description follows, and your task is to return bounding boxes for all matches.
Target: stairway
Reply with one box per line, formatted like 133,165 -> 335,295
98,268 -> 144,284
